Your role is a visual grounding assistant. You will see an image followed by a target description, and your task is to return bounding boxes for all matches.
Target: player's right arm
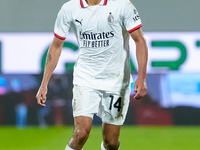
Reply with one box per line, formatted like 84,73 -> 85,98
36,36 -> 64,106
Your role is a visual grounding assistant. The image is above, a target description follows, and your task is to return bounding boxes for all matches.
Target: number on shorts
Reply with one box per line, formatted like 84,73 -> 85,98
109,95 -> 122,112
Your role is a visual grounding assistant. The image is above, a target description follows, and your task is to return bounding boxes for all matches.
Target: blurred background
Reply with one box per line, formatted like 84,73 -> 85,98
0,0 -> 200,128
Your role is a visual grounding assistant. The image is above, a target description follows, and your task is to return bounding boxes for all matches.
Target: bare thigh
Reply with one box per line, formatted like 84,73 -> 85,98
68,116 -> 93,149
102,122 -> 121,150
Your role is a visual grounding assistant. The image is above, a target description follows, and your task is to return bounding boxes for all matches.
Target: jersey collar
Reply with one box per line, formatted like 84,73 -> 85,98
80,0 -> 107,8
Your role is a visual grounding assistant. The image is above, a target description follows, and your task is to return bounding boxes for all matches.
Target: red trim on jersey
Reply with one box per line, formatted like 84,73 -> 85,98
80,0 -> 107,8
103,0 -> 107,5
54,32 -> 66,40
80,0 -> 84,8
128,24 -> 142,33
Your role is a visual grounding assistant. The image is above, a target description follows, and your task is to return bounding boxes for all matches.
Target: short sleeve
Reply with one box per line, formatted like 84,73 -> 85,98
122,0 -> 142,33
54,6 -> 71,40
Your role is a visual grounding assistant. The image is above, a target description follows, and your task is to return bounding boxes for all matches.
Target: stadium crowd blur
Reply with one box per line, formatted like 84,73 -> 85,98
0,72 -> 200,128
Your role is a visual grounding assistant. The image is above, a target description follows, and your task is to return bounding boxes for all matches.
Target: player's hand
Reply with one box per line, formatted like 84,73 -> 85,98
36,85 -> 48,107
134,77 -> 147,100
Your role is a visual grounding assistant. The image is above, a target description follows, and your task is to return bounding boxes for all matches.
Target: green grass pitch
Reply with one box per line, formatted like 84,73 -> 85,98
0,126 -> 200,150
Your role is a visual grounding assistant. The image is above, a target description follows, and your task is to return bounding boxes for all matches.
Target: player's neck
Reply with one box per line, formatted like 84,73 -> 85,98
86,0 -> 102,6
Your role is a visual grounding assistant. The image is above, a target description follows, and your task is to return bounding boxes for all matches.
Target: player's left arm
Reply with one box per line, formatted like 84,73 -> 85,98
130,28 -> 148,99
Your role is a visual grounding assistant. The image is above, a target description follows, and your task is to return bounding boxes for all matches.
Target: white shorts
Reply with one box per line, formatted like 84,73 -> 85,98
72,85 -> 130,125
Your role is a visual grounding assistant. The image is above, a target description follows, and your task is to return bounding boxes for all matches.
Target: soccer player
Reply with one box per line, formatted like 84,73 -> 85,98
36,0 -> 148,149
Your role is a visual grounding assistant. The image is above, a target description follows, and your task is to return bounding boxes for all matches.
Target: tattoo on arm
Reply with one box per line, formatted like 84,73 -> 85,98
46,53 -> 52,65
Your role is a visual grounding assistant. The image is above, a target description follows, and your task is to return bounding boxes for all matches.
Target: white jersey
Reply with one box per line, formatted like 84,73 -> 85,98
54,0 -> 142,92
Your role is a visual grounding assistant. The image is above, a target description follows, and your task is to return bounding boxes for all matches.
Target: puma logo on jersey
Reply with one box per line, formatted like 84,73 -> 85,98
75,19 -> 83,25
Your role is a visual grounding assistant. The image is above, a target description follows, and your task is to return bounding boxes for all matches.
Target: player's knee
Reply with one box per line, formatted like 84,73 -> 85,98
74,129 -> 90,144
104,139 -> 120,150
